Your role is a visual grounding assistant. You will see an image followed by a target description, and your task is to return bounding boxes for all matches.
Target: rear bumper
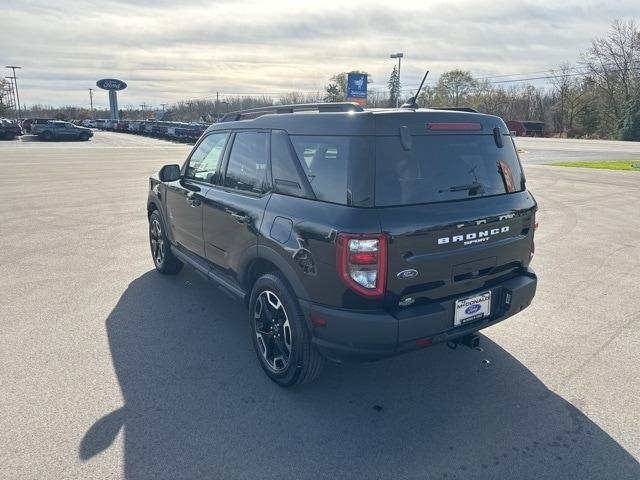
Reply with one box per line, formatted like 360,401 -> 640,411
306,268 -> 537,363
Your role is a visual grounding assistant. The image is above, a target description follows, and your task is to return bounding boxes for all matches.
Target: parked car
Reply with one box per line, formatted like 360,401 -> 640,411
23,118 -> 54,133
115,120 -> 129,131
103,119 -> 118,131
81,119 -> 97,128
0,118 -> 22,140
143,121 -> 156,136
33,120 -> 93,141
146,102 -> 538,386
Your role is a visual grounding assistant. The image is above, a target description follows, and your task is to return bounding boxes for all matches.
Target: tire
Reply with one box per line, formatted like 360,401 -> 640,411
149,210 -> 183,274
41,131 -> 53,141
249,272 -> 325,387
79,132 -> 90,141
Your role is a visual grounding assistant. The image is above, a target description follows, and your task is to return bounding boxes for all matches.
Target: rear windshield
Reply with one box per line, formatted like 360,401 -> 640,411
375,135 -> 524,207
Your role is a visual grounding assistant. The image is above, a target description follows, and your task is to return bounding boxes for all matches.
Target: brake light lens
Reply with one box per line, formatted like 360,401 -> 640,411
337,234 -> 387,298
427,122 -> 482,131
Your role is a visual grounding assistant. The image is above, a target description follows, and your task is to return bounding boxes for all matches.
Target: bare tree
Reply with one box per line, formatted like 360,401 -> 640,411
550,63 -> 589,135
0,78 -> 13,117
580,19 -> 640,133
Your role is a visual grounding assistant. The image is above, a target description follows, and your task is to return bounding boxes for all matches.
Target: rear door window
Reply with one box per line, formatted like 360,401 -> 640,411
224,131 -> 268,194
375,135 -> 524,206
289,135 -> 373,206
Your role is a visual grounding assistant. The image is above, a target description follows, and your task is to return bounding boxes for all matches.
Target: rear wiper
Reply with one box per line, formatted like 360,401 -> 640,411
440,182 -> 485,195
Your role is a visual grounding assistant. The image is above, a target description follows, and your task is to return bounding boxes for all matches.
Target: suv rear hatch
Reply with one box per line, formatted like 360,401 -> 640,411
373,112 -> 536,334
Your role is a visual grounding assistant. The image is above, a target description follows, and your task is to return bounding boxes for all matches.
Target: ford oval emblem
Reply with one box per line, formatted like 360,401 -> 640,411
96,78 -> 128,91
397,269 -> 418,279
465,304 -> 482,315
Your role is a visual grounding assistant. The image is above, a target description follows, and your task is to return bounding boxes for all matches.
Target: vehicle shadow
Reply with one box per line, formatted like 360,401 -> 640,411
19,134 -> 89,142
80,269 -> 640,479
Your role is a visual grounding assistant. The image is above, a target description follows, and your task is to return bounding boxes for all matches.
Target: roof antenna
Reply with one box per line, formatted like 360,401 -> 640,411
401,69 -> 429,109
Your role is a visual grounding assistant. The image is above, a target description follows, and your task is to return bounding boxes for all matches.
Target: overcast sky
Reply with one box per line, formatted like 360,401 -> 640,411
2,0 -> 639,109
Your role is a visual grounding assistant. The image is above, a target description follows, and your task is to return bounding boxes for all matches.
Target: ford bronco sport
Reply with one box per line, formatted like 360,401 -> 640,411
147,102 -> 538,386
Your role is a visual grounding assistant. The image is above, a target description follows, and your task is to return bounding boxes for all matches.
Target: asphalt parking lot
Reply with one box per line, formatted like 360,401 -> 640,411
516,136 -> 640,163
1,132 -> 639,479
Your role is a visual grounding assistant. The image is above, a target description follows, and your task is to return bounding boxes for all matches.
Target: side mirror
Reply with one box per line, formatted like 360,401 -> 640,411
159,164 -> 181,182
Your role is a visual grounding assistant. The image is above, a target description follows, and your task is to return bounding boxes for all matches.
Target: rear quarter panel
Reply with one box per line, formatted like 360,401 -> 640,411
259,194 -> 383,309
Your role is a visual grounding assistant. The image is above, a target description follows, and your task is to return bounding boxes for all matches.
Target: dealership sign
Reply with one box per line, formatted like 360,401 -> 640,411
96,78 -> 127,120
96,78 -> 127,91
346,72 -> 367,106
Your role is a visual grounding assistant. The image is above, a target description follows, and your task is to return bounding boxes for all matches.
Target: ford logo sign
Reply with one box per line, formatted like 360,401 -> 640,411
465,304 -> 482,315
96,78 -> 127,91
397,269 -> 418,280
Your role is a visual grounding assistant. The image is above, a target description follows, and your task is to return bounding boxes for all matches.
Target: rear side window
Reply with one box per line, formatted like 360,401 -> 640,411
375,135 -> 524,206
270,131 -> 310,198
224,131 -> 268,194
289,135 -> 373,206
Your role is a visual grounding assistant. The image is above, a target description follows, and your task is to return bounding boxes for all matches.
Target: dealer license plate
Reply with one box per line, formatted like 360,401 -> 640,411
454,291 -> 491,326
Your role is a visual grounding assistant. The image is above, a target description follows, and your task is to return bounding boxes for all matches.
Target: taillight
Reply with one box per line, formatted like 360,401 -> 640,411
336,234 -> 387,298
530,213 -> 538,260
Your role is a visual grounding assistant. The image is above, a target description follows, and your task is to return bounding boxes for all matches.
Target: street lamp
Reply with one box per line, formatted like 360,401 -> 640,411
389,53 -> 403,108
5,66 -> 22,120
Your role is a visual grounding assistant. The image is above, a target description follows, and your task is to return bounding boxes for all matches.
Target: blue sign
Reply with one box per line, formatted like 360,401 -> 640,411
347,73 -> 367,100
96,78 -> 127,91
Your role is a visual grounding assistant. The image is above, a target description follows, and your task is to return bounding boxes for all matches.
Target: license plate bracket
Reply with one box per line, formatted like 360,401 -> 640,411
454,291 -> 491,326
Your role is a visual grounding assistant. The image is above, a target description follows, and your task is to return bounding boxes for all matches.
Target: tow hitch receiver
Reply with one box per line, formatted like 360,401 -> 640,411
459,333 -> 480,349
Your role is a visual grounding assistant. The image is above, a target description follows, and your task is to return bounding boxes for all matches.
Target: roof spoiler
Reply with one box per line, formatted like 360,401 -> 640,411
219,102 -> 364,122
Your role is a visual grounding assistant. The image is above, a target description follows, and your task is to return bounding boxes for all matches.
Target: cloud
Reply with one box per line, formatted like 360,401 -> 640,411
2,0 -> 639,108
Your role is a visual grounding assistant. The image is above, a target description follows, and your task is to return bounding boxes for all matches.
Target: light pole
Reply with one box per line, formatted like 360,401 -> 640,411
5,66 -> 22,120
389,53 -> 403,108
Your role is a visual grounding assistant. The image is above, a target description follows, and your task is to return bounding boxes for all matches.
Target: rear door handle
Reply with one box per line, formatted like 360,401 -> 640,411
232,213 -> 250,224
226,209 -> 250,224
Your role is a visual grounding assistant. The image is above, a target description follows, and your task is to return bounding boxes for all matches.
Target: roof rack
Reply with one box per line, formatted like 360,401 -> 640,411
219,102 -> 364,122
429,107 -> 478,113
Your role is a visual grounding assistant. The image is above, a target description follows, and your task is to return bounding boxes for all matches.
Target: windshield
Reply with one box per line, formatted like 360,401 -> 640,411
375,134 -> 524,207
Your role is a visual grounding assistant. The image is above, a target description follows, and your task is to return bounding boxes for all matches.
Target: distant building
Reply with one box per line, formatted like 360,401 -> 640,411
506,120 -> 545,137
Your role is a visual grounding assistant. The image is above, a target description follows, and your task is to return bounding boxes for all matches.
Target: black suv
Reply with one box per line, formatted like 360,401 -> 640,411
147,103 -> 538,386
0,118 -> 22,140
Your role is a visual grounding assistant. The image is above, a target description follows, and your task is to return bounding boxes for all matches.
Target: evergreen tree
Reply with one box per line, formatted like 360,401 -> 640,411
323,83 -> 342,102
617,99 -> 640,141
387,66 -> 400,107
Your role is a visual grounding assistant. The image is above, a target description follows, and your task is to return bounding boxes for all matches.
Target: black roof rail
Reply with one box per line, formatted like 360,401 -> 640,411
219,102 -> 364,122
429,107 -> 478,113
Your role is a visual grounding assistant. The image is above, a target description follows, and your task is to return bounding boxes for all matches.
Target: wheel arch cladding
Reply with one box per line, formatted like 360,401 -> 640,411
247,246 -> 310,303
147,201 -> 159,218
